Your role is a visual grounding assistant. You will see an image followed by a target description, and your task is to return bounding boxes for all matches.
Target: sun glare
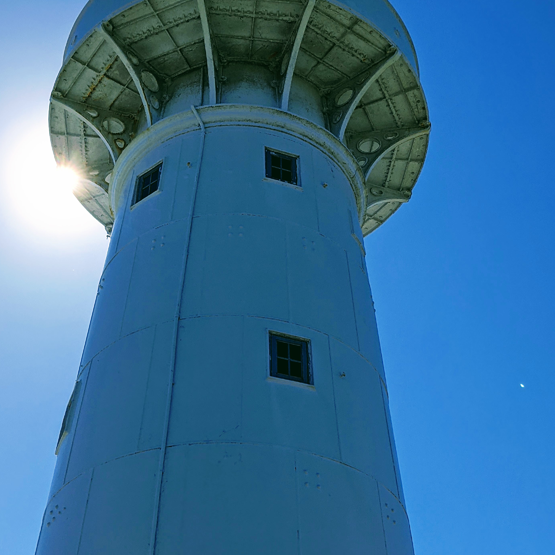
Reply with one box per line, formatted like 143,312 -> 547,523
5,126 -> 101,237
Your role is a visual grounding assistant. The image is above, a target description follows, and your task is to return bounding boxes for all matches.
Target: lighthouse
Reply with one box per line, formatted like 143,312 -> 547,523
37,0 -> 430,553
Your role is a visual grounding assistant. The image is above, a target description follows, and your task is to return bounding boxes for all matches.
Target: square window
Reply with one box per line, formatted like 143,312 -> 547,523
133,162 -> 163,205
265,149 -> 299,186
269,333 -> 311,384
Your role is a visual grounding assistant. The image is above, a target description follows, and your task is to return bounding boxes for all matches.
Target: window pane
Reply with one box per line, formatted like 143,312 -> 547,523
265,149 -> 298,185
277,340 -> 289,358
135,163 -> 162,204
290,361 -> 302,379
289,344 -> 302,361
277,358 -> 289,376
269,333 -> 310,384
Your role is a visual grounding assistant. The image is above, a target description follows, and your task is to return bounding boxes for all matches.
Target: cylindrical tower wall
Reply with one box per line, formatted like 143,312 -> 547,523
40,0 -> 431,552
36,107 -> 412,554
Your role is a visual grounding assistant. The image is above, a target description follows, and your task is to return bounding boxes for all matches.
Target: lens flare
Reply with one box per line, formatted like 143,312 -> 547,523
4,125 -> 99,237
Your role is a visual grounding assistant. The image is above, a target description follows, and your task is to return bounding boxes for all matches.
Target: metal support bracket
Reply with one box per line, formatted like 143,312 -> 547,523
327,49 -> 401,141
366,185 -> 412,208
197,0 -> 217,105
99,23 -> 167,126
280,0 -> 316,111
346,124 -> 431,180
51,95 -> 137,163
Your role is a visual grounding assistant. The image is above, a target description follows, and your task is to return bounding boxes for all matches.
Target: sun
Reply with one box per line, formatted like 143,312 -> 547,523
4,124 -> 101,238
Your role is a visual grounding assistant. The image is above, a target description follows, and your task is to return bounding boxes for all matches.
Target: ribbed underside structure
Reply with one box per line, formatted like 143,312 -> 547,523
50,0 -> 429,235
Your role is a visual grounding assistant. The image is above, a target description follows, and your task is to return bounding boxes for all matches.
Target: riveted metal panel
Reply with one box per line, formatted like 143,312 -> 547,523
36,471 -> 92,555
241,317 -> 340,459
120,219 -> 188,336
156,443 -> 298,554
346,247 -> 387,379
219,63 -> 277,107
181,214 -> 289,320
67,327 -> 156,479
296,451 -> 387,555
381,380 -> 406,507
312,147 -> 360,250
80,239 -> 136,365
330,338 -> 398,494
192,126 -> 320,232
77,451 -> 159,555
114,137 -> 183,249
329,0 -> 418,73
137,320 -> 174,451
169,316 -> 244,445
379,484 -> 414,555
286,222 -> 358,348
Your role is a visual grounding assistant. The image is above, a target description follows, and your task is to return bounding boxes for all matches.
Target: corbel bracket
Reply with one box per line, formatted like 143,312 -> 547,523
280,0 -> 316,111
346,124 -> 431,180
327,49 -> 401,141
99,22 -> 168,126
197,0 -> 218,105
50,95 -> 137,163
366,185 -> 411,208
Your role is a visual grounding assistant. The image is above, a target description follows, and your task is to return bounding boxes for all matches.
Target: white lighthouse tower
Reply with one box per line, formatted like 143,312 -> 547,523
37,1 -> 430,553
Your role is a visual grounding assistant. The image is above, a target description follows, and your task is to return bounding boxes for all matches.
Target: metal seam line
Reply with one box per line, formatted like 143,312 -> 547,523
148,105 -> 207,555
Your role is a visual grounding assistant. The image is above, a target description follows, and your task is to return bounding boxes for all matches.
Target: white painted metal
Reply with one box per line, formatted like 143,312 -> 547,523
332,49 -> 402,141
280,0 -> 316,112
196,0 -> 217,105
38,1 -> 431,553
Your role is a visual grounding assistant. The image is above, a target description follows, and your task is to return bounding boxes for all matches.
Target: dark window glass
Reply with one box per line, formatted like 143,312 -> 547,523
269,333 -> 311,384
133,162 -> 162,205
265,149 -> 298,185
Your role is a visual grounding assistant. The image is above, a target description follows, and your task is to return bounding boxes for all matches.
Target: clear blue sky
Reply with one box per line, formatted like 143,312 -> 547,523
1,1 -> 554,554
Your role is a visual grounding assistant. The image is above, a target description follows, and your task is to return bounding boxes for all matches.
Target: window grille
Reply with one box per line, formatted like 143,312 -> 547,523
269,333 -> 311,384
265,149 -> 299,185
